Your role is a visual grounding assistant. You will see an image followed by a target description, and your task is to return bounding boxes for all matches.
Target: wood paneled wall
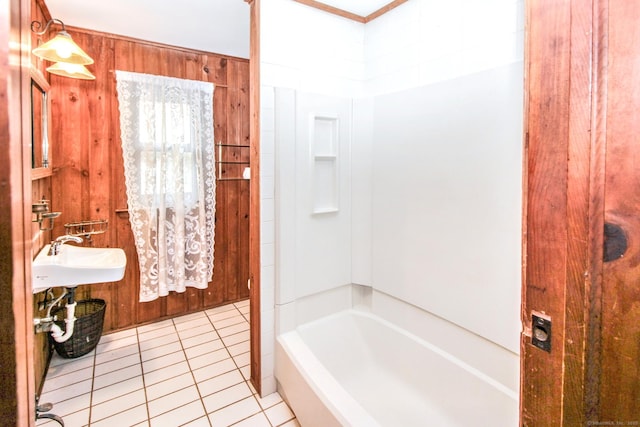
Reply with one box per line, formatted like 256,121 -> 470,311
46,30 -> 250,330
522,0 -> 640,422
30,0 -> 54,399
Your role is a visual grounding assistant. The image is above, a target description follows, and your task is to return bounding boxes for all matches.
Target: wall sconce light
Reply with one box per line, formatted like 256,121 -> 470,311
31,18 -> 96,80
46,62 -> 96,80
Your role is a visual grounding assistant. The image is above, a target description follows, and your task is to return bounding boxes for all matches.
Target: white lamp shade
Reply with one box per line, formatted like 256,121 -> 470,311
33,31 -> 94,65
46,62 -> 96,80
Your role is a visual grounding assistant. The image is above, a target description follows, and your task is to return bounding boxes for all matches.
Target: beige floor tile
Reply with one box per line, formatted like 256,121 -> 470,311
39,302 -> 298,427
232,411 -> 272,427
265,401 -> 296,426
143,360 -> 191,386
90,389 -> 146,423
90,403 -> 148,427
201,381 -> 252,413
207,396 -> 261,426
197,368 -> 245,398
93,363 -> 143,390
150,400 -> 207,427
148,385 -> 201,418
145,372 -> 195,401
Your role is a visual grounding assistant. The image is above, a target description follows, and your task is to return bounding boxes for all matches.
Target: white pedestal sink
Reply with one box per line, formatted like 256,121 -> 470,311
32,244 -> 127,293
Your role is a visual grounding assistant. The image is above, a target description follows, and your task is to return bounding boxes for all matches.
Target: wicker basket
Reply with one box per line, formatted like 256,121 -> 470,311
50,299 -> 106,358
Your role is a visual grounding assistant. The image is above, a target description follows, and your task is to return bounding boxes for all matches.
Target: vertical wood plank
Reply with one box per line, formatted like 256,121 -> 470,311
561,0 -> 595,423
584,0 -> 608,420
82,33 -> 115,329
521,0 -> 572,424
185,52 -> 205,312
248,0 -> 262,395
238,180 -> 251,301
238,61 -> 251,301
205,54 -> 230,308
599,0 -> 640,420
50,79 -> 87,237
226,62 -> 241,301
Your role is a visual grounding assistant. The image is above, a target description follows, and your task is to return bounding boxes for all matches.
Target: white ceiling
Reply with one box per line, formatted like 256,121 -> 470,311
44,0 -> 395,59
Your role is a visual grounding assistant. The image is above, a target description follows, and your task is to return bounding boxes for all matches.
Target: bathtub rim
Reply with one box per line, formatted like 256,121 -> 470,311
297,309 -> 518,400
276,308 -> 518,427
276,329 -> 380,427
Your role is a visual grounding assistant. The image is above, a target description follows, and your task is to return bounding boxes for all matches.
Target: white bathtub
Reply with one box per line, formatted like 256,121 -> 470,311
275,309 -> 519,427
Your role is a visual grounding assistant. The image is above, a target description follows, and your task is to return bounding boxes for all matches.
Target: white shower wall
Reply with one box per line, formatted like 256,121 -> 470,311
364,0 -> 524,95
274,89 -> 353,304
363,1 -> 524,357
260,0 -> 524,395
259,0 -> 364,395
260,0 -> 365,98
371,63 -> 523,353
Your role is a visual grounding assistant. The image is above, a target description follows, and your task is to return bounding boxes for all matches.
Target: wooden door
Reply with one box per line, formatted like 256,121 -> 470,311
522,0 -> 640,424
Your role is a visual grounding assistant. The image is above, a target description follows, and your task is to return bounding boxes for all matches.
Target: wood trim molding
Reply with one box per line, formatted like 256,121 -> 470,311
293,0 -> 408,23
248,0 -> 262,396
364,0 -> 408,22
293,0 -> 365,23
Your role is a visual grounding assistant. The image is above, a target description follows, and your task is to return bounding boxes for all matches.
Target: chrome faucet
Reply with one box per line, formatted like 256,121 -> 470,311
48,235 -> 83,256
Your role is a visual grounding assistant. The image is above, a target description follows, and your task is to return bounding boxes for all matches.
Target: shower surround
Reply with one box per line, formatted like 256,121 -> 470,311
257,1 -> 524,423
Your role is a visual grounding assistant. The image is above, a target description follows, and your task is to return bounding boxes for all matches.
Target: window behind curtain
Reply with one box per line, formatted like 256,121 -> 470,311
116,71 -> 216,302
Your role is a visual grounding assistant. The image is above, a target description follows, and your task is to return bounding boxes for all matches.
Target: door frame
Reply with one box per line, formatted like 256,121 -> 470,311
2,0 -> 37,424
521,0 -> 607,423
247,0 -> 262,395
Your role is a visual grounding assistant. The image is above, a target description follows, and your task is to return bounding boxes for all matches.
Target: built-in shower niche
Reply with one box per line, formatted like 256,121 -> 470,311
310,114 -> 339,214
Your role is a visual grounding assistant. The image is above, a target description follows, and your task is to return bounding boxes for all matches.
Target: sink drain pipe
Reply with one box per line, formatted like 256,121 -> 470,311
33,287 -> 78,343
50,287 -> 77,343
49,300 -> 76,343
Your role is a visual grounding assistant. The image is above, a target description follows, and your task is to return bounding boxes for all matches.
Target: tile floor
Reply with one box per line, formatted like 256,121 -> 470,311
36,299 -> 298,427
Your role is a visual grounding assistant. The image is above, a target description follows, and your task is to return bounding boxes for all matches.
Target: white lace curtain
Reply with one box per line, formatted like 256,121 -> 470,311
115,71 -> 216,302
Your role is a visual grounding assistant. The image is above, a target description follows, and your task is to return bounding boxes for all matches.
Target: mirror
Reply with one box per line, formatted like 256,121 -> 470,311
31,68 -> 52,179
